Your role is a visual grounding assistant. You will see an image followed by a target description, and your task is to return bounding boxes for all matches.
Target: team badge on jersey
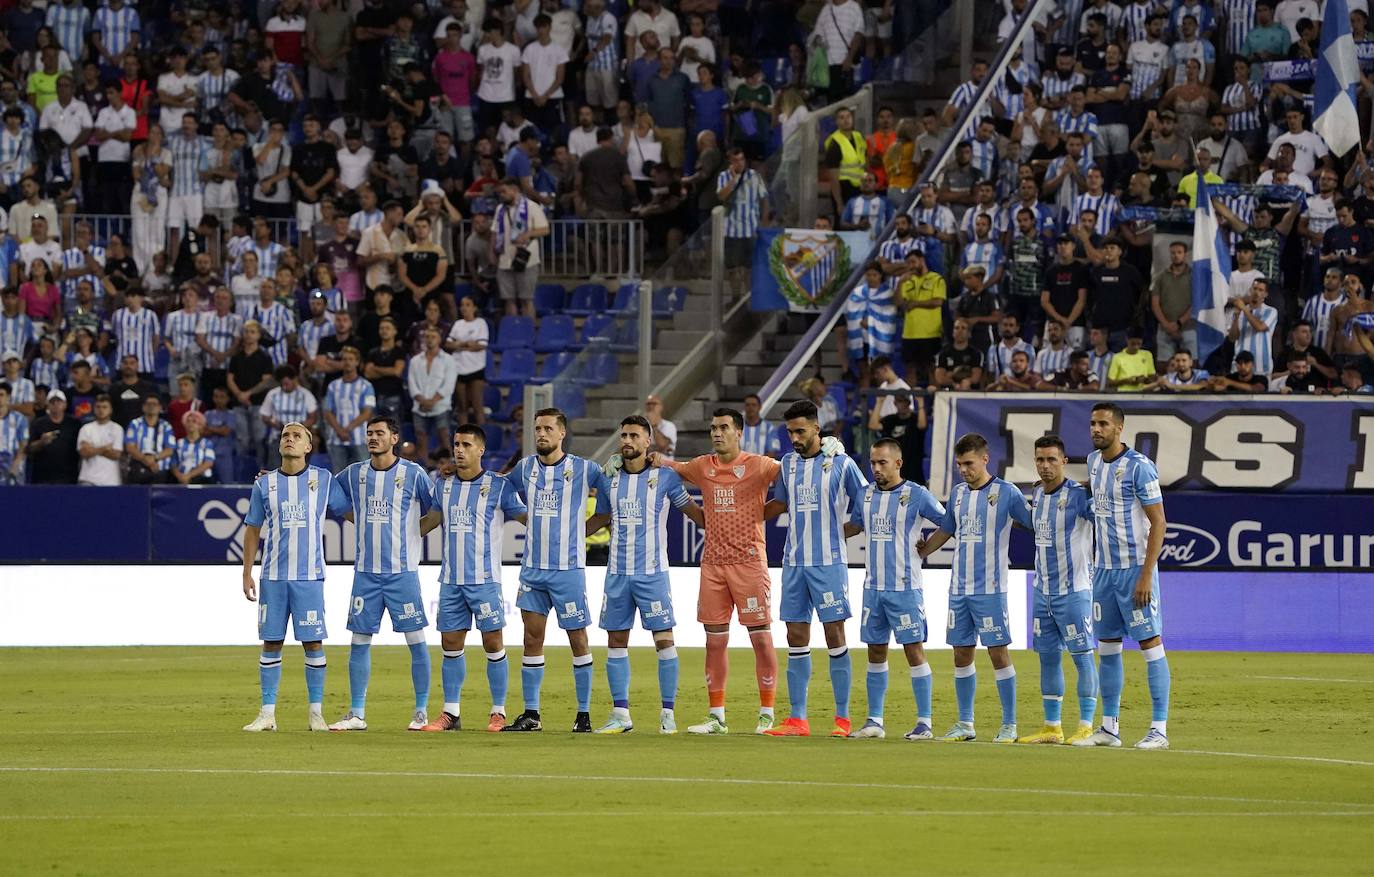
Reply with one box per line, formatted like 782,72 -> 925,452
480,483 -> 490,497
647,476 -> 657,488
564,468 -> 573,481
1115,467 -> 1125,480
988,489 -> 999,506
733,465 -> 745,479
395,472 -> 405,489
1058,493 -> 1068,509
899,491 -> 910,506
822,460 -> 832,472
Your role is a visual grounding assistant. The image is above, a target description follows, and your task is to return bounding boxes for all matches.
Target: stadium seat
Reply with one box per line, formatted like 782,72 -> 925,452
573,351 -> 619,387
482,424 -> 506,457
609,319 -> 641,353
534,351 -> 575,382
533,314 -> 575,353
483,384 -> 503,414
533,283 -> 566,315
565,283 -> 608,316
653,286 -> 688,317
608,283 -> 638,314
453,282 -> 475,304
491,315 -> 535,352
571,313 -> 614,350
490,348 -> 535,385
552,385 -> 586,419
152,345 -> 171,383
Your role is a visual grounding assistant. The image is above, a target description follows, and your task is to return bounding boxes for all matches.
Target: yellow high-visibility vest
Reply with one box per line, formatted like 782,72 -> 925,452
826,129 -> 868,187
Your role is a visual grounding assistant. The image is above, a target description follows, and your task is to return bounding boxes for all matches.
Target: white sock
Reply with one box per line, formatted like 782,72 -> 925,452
492,705 -> 506,716
1151,720 -> 1167,735
759,706 -> 774,717
261,704 -> 276,716
308,703 -> 322,715
709,706 -> 725,720
443,702 -> 460,717
1046,720 -> 1062,728
1103,715 -> 1120,734
613,706 -> 630,719
868,716 -> 885,726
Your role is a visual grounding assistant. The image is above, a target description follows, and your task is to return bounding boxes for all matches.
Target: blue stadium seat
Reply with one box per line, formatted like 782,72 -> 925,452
453,282 -> 475,304
608,283 -> 637,314
534,351 -> 575,382
152,345 -> 171,383
573,351 -> 620,387
492,315 -> 535,351
565,283 -> 608,316
653,286 -> 688,317
609,319 -> 640,353
553,385 -> 586,420
482,424 -> 506,457
483,384 -> 503,414
572,313 -> 614,350
534,314 -> 575,353
491,348 -> 536,385
533,283 -> 566,315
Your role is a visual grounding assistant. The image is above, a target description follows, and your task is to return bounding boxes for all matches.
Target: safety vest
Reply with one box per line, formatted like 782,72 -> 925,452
826,129 -> 868,187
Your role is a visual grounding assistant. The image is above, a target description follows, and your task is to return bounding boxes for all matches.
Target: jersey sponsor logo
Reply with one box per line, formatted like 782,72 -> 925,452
1034,521 -> 1054,547
959,511 -> 984,542
871,515 -> 894,541
366,497 -> 391,522
712,486 -> 736,512
535,488 -> 560,516
617,497 -> 644,526
448,506 -> 475,532
795,485 -> 819,511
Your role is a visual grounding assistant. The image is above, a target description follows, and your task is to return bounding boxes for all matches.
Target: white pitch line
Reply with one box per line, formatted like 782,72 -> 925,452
1172,749 -> 1374,768
1,766 -> 1370,810
1245,675 -> 1374,685
0,810 -> 1370,821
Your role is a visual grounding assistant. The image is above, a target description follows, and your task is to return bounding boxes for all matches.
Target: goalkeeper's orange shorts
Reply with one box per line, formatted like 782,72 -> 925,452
697,562 -> 772,626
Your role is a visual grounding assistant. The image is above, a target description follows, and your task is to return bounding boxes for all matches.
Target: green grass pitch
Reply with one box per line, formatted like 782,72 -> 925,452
2,646 -> 1372,875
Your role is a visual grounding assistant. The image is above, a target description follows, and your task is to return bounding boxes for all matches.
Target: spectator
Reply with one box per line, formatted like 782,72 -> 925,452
1089,239 -> 1145,350
1106,325 -> 1156,391
76,392 -> 123,485
18,213 -> 62,275
318,214 -> 363,308
953,264 -> 1002,353
1151,240 -> 1195,363
1039,349 -> 1100,391
129,125 -> 171,272
0,382 -> 27,483
364,316 -> 407,417
171,410 -> 216,483
1034,319 -> 1074,377
227,319 -> 275,468
1086,326 -> 1114,387
986,314 -> 1034,380
871,392 -> 926,484
578,126 -> 634,217
840,171 -> 895,239
1,349 -> 36,416
1228,277 -> 1279,376
62,360 -> 100,420
1329,362 -> 1374,395
27,387 -> 78,482
988,348 -> 1041,391
17,256 -> 60,337
446,295 -> 488,426
867,355 -> 910,421
259,364 -> 317,468
1276,320 -> 1337,381
810,0 -> 865,102
476,18 -> 522,135
322,345 -> 374,470
1041,234 -> 1090,349
313,309 -> 359,387
242,278 -> 297,369
358,286 -> 410,352
646,47 -> 691,171
399,214 -> 449,316
166,373 -> 203,440
1209,349 -> 1268,392
740,393 -> 781,458
521,14 -> 570,135
1158,349 -> 1211,391
123,392 -> 174,483
203,384 -> 236,483
492,176 -> 549,319
407,324 -> 456,461
933,317 -> 986,389
357,199 -> 409,297
897,248 -> 945,385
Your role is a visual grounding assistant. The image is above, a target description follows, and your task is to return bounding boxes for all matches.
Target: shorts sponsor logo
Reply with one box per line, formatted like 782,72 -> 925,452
559,601 -> 584,621
644,599 -> 669,619
1132,608 -> 1146,625
1065,623 -> 1077,638
305,610 -> 319,624
819,590 -> 844,609
476,601 -> 499,621
981,616 -> 995,631
745,596 -> 759,610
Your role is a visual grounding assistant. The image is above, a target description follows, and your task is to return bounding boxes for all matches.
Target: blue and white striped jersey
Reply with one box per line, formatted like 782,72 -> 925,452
1031,479 -> 1094,595
945,79 -> 982,139
45,3 -> 91,70
196,310 -> 242,355
606,466 -> 692,576
260,385 -> 317,436
841,195 -> 895,235
94,4 -> 141,57
933,476 -> 1034,595
993,62 -> 1040,119
1126,38 -> 1169,100
960,204 -> 1007,242
197,69 -> 241,120
1169,1 -> 1214,37
1163,368 -> 1210,386
852,480 -> 946,591
348,209 -> 383,236
170,133 -> 210,197
986,338 -> 1035,379
246,465 -> 349,581
773,451 -> 867,567
338,458 -> 437,574
0,311 -> 37,355
163,308 -> 201,355
1041,71 -> 1085,107
1071,191 -> 1120,236
323,376 -> 376,446
960,240 -> 1004,282
717,169 -> 767,238
432,470 -> 527,585
1087,447 -> 1162,569
60,245 -> 104,309
741,420 -> 781,456
27,356 -> 62,390
968,137 -> 998,180
110,306 -> 160,372
585,11 -> 619,71
0,408 -> 28,464
297,317 -> 335,359
1054,109 -> 1099,160
878,235 -> 921,265
249,241 -> 286,279
0,129 -> 33,189
1232,302 -> 1277,374
1089,348 -> 1114,387
125,416 -> 175,470
509,453 -> 612,571
1035,344 -> 1074,377
241,301 -> 296,367
1301,293 -> 1345,352
1222,79 -> 1263,132
845,280 -> 898,358
1121,1 -> 1159,45
6,377 -> 34,407
173,436 -> 216,472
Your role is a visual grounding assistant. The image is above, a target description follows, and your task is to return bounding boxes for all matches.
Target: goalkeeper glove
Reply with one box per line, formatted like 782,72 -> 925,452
603,454 -> 624,477
821,435 -> 844,457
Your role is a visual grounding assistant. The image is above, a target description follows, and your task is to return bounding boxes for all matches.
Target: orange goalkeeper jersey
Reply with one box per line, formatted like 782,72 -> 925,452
670,452 -> 781,565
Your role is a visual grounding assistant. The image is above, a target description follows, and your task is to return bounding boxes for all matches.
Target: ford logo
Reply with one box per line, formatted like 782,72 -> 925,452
1161,522 -> 1222,567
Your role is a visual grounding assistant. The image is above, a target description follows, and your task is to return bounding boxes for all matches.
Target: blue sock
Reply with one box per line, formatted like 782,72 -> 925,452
441,651 -> 467,708
786,649 -> 811,719
829,647 -> 851,719
348,641 -> 371,713
486,650 -> 509,712
1072,651 -> 1098,725
994,667 -> 1017,725
1144,647 -> 1171,723
572,654 -> 593,712
606,648 -> 631,709
1099,646 -> 1124,723
259,650 -> 282,706
408,641 -> 430,711
1039,651 -> 1064,724
866,662 -> 888,720
303,648 -> 325,706
657,647 -> 679,710
954,665 -> 976,724
521,656 -> 545,712
911,664 -> 932,722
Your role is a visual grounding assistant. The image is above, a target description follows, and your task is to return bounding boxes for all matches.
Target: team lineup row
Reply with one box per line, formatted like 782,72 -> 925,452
239,399 -> 1171,749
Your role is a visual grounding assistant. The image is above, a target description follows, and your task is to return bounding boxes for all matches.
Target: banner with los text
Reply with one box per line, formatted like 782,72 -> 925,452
749,228 -> 874,312
929,393 -> 1374,497
4,484 -> 1374,571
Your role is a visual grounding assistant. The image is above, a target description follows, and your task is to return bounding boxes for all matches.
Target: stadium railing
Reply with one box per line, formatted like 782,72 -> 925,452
765,84 -> 875,229
58,213 -> 299,272
754,0 -> 1053,417
451,218 -> 643,281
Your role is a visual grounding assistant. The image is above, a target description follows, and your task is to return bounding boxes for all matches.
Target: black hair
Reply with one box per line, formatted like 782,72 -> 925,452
366,414 -> 400,434
1091,401 -> 1125,425
953,433 -> 988,456
1033,434 -> 1066,453
454,423 -> 486,445
620,414 -> 653,435
871,437 -> 903,456
782,399 -> 818,423
534,407 -> 568,430
711,407 -> 743,430
273,364 -> 298,381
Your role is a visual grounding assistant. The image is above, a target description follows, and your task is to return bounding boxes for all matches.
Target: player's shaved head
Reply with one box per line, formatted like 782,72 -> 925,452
871,438 -> 903,488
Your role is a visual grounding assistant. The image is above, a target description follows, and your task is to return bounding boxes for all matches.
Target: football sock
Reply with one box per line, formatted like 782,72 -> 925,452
1143,645 -> 1171,728
1098,641 -> 1124,732
1039,650 -> 1064,725
705,631 -> 729,716
606,647 -> 631,709
953,663 -> 976,724
786,648 -> 811,719
349,633 -> 371,715
406,633 -> 430,712
866,661 -> 888,721
521,655 -> 545,712
486,649 -> 508,715
829,646 -> 851,719
303,647 -> 325,709
259,650 -> 282,707
441,650 -> 466,715
656,646 -> 679,710
1071,650 -> 1098,725
572,652 -> 594,713
994,665 -> 1017,725
910,662 -> 932,725
749,630 -> 777,709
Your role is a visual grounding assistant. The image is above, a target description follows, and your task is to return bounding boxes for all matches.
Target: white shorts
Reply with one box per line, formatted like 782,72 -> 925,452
167,193 -> 204,230
296,200 -> 323,229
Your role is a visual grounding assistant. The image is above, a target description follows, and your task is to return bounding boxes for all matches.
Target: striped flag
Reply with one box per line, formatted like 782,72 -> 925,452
1191,174 -> 1231,367
1314,0 -> 1362,156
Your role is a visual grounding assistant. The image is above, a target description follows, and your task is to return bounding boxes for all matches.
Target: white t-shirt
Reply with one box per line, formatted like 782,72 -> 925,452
1275,0 -> 1321,42
1267,129 -> 1329,178
19,239 -> 62,272
521,40 -> 570,100
568,125 -> 598,158
446,316 -> 489,375
810,0 -> 865,65
677,35 -> 715,83
77,420 -> 124,486
625,8 -> 681,50
549,9 -> 581,54
654,418 -> 678,457
157,72 -> 200,132
231,273 -> 264,313
1228,268 -> 1264,302
876,377 -> 911,419
477,42 -> 523,103
1255,169 -> 1313,193
336,145 -> 374,190
94,105 -> 137,163
38,98 -> 93,157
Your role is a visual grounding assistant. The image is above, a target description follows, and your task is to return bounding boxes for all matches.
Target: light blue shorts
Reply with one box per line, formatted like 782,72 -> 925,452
1092,565 -> 1162,642
780,564 -> 851,623
258,579 -> 327,642
947,592 -> 1011,648
517,567 -> 590,630
600,572 -> 675,632
437,580 -> 506,633
1032,589 -> 1094,654
860,588 -> 927,645
348,570 -> 428,634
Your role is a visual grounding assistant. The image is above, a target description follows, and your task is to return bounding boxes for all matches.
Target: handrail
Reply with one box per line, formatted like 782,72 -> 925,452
755,0 -> 1054,417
